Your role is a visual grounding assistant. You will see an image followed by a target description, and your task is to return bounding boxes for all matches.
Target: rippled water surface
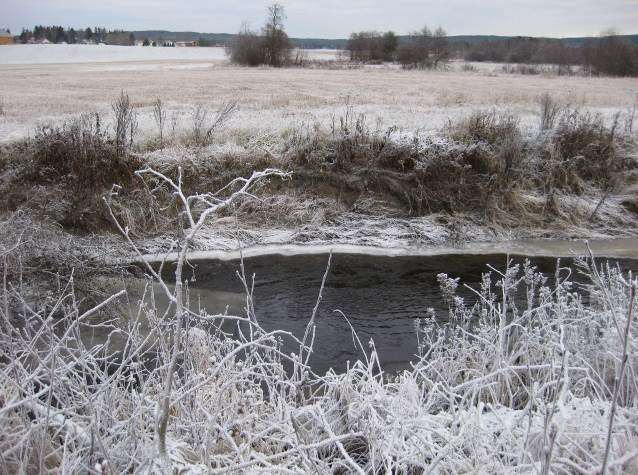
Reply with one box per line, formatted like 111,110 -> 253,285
163,253 -> 638,374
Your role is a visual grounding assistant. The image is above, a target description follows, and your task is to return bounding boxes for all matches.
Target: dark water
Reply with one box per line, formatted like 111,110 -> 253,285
163,254 -> 638,375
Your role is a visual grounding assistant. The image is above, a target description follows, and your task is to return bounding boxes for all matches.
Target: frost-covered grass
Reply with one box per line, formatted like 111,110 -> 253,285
1,56 -> 636,143
1,170 -> 637,472
1,96 -> 636,241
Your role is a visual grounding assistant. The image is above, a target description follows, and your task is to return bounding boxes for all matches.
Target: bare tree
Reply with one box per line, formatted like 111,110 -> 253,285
431,26 -> 450,68
262,3 -> 292,67
584,29 -> 638,77
346,31 -> 398,62
226,5 -> 291,67
397,26 -> 432,69
105,166 -> 290,464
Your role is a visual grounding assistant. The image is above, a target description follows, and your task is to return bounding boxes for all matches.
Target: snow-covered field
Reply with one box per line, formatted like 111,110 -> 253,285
0,52 -> 635,143
0,44 -> 229,64
0,43 -> 341,65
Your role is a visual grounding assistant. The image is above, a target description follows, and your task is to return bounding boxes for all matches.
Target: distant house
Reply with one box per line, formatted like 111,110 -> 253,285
0,29 -> 14,45
176,41 -> 198,47
26,37 -> 51,44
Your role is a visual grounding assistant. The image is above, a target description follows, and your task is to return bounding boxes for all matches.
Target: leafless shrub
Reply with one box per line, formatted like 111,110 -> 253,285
206,101 -> 238,138
624,101 -> 637,135
226,22 -> 265,66
539,93 -> 561,131
191,104 -> 208,145
0,96 -> 5,116
190,102 -> 238,146
0,115 -> 142,230
2,217 -> 637,473
152,98 -> 166,147
105,166 -> 291,464
112,90 -> 138,154
551,109 -> 626,190
449,110 -> 520,145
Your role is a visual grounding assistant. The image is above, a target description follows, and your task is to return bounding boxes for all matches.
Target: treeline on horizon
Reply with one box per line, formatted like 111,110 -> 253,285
16,26 -> 135,46
345,29 -> 638,76
12,18 -> 638,76
14,25 -> 229,47
461,33 -> 638,76
225,3 -> 638,78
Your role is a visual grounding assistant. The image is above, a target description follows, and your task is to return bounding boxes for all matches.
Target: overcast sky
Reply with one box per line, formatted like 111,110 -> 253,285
2,0 -> 637,38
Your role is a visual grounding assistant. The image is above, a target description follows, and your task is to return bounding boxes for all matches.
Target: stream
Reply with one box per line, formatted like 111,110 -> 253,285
140,241 -> 638,374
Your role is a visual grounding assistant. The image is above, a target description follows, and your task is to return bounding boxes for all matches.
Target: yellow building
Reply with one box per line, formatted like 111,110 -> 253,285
0,30 -> 14,45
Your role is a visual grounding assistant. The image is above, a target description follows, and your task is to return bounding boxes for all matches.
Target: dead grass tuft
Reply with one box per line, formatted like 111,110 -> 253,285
448,110 -> 520,145
545,109 -> 633,194
0,115 -> 142,231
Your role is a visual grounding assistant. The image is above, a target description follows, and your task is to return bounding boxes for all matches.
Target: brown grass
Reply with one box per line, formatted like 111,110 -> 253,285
0,116 -> 142,231
1,100 -> 635,237
1,61 -> 636,143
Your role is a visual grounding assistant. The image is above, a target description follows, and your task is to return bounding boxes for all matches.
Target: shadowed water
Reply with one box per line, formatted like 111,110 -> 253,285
157,253 -> 638,375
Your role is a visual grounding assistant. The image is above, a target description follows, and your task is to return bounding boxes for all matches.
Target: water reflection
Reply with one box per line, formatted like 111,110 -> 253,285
153,253 -> 638,374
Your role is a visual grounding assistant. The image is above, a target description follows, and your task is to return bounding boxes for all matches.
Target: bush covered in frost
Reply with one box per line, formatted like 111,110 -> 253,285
1,168 -> 637,473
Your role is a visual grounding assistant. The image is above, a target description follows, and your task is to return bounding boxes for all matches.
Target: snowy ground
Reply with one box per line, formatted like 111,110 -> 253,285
0,44 -> 341,65
131,204 -> 638,266
1,53 -> 636,143
137,237 -> 638,264
0,44 -> 229,64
